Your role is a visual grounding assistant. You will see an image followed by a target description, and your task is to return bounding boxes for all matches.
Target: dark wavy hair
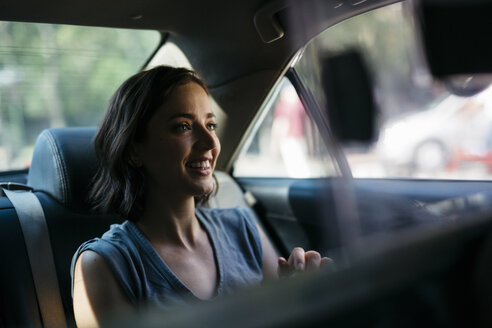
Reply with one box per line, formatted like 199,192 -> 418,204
90,65 -> 216,220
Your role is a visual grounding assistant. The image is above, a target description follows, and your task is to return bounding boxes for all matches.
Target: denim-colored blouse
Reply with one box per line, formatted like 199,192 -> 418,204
70,207 -> 263,309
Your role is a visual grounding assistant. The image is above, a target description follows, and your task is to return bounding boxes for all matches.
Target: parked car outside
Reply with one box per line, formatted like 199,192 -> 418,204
376,85 -> 492,177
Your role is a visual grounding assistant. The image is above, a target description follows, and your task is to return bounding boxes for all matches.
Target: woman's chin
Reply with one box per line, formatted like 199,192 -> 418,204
192,182 -> 214,197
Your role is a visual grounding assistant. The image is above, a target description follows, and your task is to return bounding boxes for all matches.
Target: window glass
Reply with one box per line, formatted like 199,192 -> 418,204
294,2 -> 492,180
0,22 -> 159,171
234,78 -> 337,178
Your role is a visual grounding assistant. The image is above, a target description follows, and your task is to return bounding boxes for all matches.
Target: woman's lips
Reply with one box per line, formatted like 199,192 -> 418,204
186,160 -> 212,176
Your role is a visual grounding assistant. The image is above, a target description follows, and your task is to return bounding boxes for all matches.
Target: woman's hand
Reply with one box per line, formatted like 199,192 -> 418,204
278,247 -> 333,277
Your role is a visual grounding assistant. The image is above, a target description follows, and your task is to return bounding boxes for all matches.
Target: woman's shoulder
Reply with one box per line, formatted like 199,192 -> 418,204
71,221 -> 143,305
72,221 -> 141,271
101,221 -> 135,242
197,206 -> 257,228
80,221 -> 136,251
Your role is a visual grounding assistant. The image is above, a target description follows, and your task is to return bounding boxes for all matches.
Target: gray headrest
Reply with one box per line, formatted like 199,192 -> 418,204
27,127 -> 98,212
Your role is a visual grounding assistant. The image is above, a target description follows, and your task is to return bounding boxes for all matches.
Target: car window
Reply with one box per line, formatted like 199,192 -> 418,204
294,2 -> 492,180
234,77 -> 337,178
0,21 -> 159,171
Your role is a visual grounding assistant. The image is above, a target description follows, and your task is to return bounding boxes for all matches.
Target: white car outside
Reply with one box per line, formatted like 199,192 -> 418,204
376,85 -> 492,176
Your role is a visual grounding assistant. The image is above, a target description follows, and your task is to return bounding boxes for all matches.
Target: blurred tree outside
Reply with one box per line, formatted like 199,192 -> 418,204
0,21 -> 159,169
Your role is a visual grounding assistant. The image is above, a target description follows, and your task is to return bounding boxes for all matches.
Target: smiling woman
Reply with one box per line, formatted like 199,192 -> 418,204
71,65 -> 331,327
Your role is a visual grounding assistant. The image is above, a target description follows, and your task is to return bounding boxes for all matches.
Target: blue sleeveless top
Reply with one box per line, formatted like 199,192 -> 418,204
70,207 -> 263,309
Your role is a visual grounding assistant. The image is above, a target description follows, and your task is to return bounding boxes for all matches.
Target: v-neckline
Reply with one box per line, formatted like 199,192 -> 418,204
127,210 -> 223,300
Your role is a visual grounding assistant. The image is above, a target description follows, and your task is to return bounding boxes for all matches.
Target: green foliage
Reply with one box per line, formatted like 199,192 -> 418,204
0,21 -> 159,169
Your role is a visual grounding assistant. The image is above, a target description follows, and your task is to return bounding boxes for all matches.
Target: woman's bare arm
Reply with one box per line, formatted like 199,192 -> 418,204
73,251 -> 134,328
256,223 -> 280,280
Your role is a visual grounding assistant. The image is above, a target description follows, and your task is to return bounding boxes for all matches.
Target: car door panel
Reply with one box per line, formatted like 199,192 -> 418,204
236,176 -> 492,256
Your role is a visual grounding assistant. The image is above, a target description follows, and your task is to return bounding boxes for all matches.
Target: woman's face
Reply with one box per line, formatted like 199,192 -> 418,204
134,82 -> 220,200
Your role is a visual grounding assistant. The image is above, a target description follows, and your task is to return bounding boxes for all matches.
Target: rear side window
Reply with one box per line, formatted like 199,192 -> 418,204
0,22 -> 159,171
234,77 -> 337,178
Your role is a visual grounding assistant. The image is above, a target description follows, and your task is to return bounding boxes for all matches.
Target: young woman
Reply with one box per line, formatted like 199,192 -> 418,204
71,66 -> 330,327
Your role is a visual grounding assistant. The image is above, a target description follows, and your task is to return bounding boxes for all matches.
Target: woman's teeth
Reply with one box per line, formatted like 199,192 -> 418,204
188,161 -> 210,168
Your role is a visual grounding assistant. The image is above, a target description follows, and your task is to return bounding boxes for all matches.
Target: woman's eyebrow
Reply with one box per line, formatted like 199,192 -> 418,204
168,113 -> 216,120
168,113 -> 194,121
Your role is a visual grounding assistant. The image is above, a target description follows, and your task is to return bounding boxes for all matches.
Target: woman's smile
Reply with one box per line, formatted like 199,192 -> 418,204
186,158 -> 213,176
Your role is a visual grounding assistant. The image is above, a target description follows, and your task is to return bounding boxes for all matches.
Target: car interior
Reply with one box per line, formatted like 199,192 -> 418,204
1,0 -> 492,327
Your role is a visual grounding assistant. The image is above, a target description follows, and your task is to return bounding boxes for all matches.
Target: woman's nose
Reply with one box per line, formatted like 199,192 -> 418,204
194,125 -> 218,151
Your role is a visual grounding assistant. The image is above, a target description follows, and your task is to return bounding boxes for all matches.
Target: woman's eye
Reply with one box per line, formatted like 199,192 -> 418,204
175,123 -> 191,132
208,123 -> 217,131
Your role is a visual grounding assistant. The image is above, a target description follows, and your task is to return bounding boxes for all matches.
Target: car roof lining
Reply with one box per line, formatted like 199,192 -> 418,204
0,0 -> 400,85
